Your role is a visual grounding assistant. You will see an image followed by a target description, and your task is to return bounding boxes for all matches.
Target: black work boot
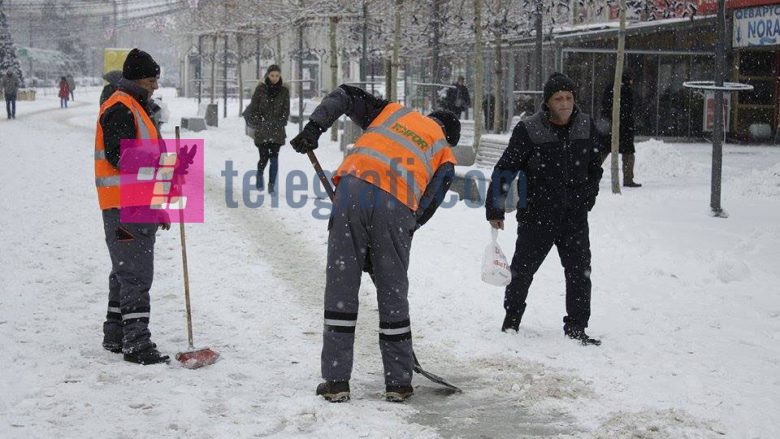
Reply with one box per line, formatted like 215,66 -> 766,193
623,181 -> 642,188
102,321 -> 122,353
102,340 -> 122,354
384,385 -> 414,402
256,173 -> 264,190
123,345 -> 170,365
501,304 -> 526,333
564,324 -> 601,346
316,381 -> 350,402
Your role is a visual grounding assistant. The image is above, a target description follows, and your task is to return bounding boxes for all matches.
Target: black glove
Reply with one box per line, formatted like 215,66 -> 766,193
291,121 -> 323,153
157,209 -> 171,230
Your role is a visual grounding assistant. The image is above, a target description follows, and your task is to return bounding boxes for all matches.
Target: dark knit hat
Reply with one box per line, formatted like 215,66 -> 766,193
428,110 -> 461,146
266,64 -> 281,75
123,48 -> 160,80
543,72 -> 576,103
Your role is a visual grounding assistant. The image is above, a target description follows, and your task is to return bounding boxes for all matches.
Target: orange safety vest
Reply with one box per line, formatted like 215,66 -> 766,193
333,103 -> 457,210
94,91 -> 159,210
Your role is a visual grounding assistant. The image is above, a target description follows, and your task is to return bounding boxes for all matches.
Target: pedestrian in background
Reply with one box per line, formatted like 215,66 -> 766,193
243,64 -> 290,193
100,70 -> 123,105
58,76 -> 70,108
66,74 -> 76,101
601,70 -> 641,187
2,70 -> 20,119
445,75 -> 471,119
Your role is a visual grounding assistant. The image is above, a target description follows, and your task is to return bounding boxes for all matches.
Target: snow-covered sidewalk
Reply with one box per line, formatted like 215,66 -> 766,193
1,88 -> 778,438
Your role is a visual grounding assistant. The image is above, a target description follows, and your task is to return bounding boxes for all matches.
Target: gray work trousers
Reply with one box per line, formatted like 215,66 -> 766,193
102,208 -> 158,354
322,176 -> 418,386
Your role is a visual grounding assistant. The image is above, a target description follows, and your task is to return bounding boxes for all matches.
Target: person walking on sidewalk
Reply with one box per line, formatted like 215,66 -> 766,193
58,76 -> 70,108
2,70 -> 19,119
601,70 -> 641,187
66,74 -> 76,101
486,73 -> 605,346
243,64 -> 289,193
95,48 -> 176,365
290,84 -> 460,402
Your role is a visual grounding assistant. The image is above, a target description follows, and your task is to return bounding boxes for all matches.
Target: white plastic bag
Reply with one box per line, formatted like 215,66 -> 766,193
481,228 -> 512,286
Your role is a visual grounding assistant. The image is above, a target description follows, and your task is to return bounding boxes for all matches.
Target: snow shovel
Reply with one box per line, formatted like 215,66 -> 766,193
173,126 -> 219,369
305,148 -> 462,393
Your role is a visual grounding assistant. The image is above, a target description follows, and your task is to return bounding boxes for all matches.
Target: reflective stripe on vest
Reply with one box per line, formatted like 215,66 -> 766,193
335,103 -> 456,210
345,146 -> 423,200
95,175 -> 121,187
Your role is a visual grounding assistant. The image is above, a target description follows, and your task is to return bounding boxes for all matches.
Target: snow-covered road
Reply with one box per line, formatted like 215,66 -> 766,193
1,88 -> 778,438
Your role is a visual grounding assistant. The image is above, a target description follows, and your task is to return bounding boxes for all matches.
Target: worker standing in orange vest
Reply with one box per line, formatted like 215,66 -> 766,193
95,49 -> 173,365
291,85 -> 460,403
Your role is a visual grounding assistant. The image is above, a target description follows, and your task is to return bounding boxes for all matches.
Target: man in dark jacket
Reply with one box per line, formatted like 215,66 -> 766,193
445,76 -> 471,119
601,71 -> 641,187
486,73 -> 604,346
96,49 -> 175,365
2,70 -> 20,119
243,64 -> 290,192
290,84 -> 460,402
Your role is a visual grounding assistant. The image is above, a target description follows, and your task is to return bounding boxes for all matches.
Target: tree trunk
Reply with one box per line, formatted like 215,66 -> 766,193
430,0 -> 442,109
276,34 -> 282,69
330,17 -> 339,141
210,35 -> 217,104
493,33 -> 503,134
534,0 -> 543,111
609,0 -> 627,194
237,34 -> 244,117
473,0 -> 484,151
390,0 -> 402,102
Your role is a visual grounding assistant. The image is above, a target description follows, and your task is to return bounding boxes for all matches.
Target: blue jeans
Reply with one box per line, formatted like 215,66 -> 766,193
5,93 -> 15,118
60,98 -> 68,108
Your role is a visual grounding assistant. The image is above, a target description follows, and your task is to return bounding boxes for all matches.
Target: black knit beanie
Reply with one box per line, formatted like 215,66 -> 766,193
543,72 -> 576,103
428,110 -> 461,146
123,48 -> 160,80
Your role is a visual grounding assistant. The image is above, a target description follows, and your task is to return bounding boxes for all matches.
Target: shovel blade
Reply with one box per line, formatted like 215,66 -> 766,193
175,348 -> 219,369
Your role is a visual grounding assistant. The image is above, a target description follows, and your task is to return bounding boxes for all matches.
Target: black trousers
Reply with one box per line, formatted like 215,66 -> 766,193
102,208 -> 158,353
504,208 -> 592,328
256,142 -> 281,185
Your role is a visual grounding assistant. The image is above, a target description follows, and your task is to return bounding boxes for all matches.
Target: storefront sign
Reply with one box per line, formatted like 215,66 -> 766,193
699,0 -> 780,15
703,92 -> 732,132
733,4 -> 780,47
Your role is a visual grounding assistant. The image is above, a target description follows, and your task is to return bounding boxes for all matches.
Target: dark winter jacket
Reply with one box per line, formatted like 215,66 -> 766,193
100,70 -> 123,105
99,78 -> 160,169
601,82 -> 635,154
2,73 -> 20,96
243,78 -> 290,146
445,83 -> 470,113
308,84 -> 455,228
486,107 -> 605,222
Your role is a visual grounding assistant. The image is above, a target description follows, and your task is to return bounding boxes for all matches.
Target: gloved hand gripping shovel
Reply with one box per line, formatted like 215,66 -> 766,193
305,149 -> 461,392
173,126 -> 219,369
